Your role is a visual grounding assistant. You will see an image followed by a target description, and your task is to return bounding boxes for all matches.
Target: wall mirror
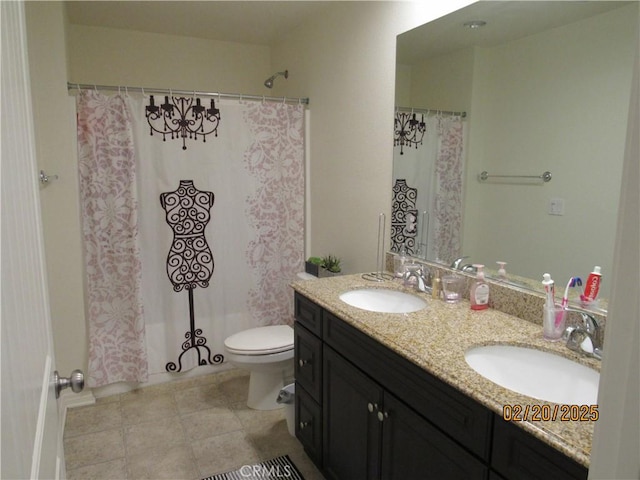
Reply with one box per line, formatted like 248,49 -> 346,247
393,1 -> 638,309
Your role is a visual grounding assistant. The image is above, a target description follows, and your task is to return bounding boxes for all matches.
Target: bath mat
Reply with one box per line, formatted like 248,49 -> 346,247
203,454 -> 304,480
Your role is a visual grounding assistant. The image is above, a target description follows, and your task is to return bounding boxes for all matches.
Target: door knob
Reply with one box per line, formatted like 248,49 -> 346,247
54,369 -> 84,398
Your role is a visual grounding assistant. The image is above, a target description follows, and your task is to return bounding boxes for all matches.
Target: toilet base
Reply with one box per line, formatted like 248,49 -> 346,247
247,371 -> 286,410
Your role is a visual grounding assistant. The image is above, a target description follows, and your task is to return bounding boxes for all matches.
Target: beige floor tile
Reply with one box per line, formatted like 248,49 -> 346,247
231,401 -> 286,430
174,383 -> 227,415
121,391 -> 178,424
180,406 -> 243,442
64,401 -> 122,438
288,448 -> 326,480
124,415 -> 187,457
168,372 -> 220,391
217,372 -> 251,404
120,381 -> 175,400
62,368 -> 324,480
127,444 -> 199,480
64,428 -> 125,471
247,419 -> 299,459
66,458 -> 127,480
192,430 -> 261,477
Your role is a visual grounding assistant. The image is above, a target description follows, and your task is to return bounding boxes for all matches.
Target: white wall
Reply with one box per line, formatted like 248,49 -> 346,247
25,2 -> 87,388
67,24 -> 271,94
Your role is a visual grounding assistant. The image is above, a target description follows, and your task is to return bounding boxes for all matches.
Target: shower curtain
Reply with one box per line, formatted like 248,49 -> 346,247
392,113 -> 465,263
77,90 -> 305,387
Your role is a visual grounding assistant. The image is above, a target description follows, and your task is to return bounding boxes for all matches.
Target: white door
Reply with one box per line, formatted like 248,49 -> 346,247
1,2 -> 66,478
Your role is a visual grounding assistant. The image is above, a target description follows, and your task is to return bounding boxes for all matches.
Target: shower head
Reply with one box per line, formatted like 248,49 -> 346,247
264,70 -> 288,89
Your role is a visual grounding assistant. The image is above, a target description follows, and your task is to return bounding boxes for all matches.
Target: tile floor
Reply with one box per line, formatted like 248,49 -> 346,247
64,369 -> 325,480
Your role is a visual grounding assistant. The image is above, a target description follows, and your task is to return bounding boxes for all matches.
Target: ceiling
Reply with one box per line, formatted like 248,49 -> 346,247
397,1 -> 634,65
65,1 -> 635,59
64,1 -> 332,46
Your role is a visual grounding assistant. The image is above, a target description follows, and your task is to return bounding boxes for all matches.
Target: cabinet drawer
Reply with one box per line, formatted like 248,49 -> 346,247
492,417 -> 588,480
294,292 -> 323,337
324,311 -> 492,460
294,322 -> 322,402
296,382 -> 322,467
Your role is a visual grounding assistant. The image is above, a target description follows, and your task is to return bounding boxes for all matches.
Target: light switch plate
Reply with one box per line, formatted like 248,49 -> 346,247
549,197 -> 565,215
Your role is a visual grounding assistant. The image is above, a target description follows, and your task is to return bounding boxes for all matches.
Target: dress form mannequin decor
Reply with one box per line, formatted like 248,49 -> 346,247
160,180 -> 223,372
391,179 -> 418,254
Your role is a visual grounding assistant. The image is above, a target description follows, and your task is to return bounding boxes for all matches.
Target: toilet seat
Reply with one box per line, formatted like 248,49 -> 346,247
224,325 -> 293,355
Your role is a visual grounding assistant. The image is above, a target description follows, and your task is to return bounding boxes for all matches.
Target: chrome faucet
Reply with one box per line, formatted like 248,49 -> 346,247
403,267 -> 431,293
563,308 -> 603,360
450,256 -> 477,273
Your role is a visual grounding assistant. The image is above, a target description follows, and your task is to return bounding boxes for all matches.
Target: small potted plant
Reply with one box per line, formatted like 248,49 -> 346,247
305,256 -> 324,277
305,255 -> 342,277
319,255 -> 341,277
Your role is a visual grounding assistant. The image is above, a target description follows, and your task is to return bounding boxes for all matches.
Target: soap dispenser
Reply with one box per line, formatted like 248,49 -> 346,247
496,261 -> 507,280
470,265 -> 489,310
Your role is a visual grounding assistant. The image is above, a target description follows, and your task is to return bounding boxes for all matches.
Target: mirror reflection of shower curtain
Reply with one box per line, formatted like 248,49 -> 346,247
392,114 -> 465,263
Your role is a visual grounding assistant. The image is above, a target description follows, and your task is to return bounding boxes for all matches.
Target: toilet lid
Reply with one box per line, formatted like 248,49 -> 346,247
224,325 -> 294,355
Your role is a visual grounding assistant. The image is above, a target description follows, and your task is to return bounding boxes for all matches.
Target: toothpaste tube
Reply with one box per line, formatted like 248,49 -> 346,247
582,266 -> 602,302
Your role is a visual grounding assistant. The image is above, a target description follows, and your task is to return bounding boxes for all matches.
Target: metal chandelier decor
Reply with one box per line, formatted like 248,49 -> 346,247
394,111 -> 426,155
145,95 -> 221,150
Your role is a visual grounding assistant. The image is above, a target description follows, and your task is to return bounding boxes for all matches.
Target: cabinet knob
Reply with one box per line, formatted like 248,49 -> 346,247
298,359 -> 310,367
367,402 -> 379,413
299,421 -> 309,430
377,411 -> 389,422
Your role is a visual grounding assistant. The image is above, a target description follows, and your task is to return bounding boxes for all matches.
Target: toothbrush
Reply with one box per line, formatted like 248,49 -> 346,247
555,277 -> 582,326
542,273 -> 555,310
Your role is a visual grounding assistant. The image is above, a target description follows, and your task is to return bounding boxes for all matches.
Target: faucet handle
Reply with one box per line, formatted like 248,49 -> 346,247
564,308 -> 600,334
450,256 -> 469,269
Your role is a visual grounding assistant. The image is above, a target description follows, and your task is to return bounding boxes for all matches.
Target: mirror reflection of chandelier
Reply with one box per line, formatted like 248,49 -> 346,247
145,95 -> 221,150
394,111 -> 426,155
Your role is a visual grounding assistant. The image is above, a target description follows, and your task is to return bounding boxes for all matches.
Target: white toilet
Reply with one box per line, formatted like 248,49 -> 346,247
223,324 -> 294,410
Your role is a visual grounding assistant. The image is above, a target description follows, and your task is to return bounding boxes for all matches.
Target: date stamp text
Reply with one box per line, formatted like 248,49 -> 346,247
503,404 -> 599,422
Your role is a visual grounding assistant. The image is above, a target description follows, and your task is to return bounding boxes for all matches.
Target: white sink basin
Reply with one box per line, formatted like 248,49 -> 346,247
339,288 -> 427,314
465,345 -> 599,404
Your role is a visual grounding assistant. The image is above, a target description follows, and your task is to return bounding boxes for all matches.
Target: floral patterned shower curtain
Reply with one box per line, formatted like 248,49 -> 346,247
76,90 -> 148,387
77,91 -> 305,387
433,115 -> 465,263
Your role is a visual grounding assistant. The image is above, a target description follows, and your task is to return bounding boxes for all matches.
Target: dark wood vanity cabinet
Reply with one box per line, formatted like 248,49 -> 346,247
323,346 -> 488,480
293,292 -> 588,480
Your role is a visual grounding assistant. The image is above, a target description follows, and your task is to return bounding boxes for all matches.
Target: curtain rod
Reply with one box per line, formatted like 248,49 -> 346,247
67,82 -> 310,105
395,105 -> 466,118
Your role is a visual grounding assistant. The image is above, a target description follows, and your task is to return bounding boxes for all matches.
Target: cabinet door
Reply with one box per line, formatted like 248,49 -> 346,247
295,323 -> 322,402
296,383 -> 322,467
323,346 -> 382,480
492,418 -> 588,480
381,392 -> 489,480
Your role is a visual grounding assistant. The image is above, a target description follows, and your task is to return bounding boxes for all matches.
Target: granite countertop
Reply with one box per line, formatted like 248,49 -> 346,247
291,273 -> 601,468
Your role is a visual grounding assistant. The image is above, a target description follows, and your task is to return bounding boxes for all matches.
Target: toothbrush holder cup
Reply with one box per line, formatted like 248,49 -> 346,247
441,275 -> 465,303
543,304 -> 566,341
